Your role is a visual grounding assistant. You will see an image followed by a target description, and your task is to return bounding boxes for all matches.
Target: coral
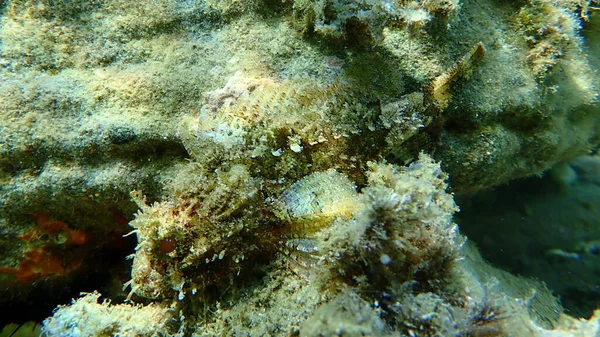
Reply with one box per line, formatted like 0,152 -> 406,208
0,249 -> 64,283
24,214 -> 90,247
0,213 -> 91,283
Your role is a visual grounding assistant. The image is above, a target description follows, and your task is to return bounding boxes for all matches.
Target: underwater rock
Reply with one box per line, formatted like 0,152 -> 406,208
41,292 -> 176,337
0,0 -> 598,335
292,0 -> 458,40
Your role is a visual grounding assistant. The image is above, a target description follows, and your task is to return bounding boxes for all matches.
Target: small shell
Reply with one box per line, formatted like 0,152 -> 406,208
274,170 -> 362,234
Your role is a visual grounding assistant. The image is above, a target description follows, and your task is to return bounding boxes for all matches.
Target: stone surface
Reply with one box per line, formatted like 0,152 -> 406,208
0,0 -> 598,335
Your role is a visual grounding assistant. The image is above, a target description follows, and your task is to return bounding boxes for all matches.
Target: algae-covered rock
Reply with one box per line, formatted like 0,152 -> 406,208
291,0 -> 458,39
0,0 -> 598,335
41,292 -> 176,337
